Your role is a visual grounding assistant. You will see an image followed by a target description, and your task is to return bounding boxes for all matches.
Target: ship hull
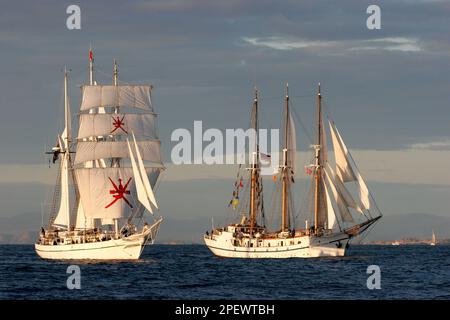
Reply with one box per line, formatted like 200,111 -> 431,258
35,218 -> 162,260
204,231 -> 350,258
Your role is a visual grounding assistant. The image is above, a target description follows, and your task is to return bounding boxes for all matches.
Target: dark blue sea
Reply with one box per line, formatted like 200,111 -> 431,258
0,244 -> 449,299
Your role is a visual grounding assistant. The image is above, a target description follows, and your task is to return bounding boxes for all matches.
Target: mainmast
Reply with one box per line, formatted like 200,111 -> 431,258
314,83 -> 322,234
249,89 -> 259,235
281,83 -> 289,232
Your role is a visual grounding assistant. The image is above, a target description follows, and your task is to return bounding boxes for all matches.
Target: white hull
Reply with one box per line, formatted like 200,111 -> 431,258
35,218 -> 162,260
204,228 -> 350,258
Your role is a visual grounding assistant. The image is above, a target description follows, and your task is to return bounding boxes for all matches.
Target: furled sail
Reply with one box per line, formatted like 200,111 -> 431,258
80,85 -> 152,111
78,113 -> 157,139
328,120 -> 371,210
74,140 -> 162,165
74,167 -> 160,219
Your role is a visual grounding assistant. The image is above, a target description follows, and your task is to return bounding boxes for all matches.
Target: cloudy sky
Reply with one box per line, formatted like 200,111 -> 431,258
0,0 -> 450,241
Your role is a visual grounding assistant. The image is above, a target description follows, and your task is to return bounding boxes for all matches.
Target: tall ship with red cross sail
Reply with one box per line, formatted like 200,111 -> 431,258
35,50 -> 164,260
204,84 -> 382,258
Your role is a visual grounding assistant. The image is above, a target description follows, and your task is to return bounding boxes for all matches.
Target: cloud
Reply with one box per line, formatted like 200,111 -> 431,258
242,36 -> 422,53
362,37 -> 422,52
408,138 -> 450,150
241,36 -> 338,50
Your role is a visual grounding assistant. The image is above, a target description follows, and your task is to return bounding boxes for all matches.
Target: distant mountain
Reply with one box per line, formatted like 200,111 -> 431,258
0,231 -> 36,244
363,212 -> 450,242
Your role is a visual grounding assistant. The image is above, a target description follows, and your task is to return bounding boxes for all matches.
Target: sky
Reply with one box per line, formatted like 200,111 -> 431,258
0,0 -> 450,241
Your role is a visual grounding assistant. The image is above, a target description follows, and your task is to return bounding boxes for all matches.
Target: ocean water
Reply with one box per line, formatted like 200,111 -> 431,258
0,244 -> 449,299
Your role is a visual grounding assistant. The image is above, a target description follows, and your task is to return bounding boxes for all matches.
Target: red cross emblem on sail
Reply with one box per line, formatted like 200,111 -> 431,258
111,116 -> 128,134
105,177 -> 133,209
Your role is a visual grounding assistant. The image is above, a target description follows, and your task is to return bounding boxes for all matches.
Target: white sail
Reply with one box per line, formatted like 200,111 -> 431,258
74,140 -> 162,165
101,218 -> 114,225
329,120 -> 356,182
324,167 -> 354,223
326,163 -> 363,214
53,72 -> 72,229
74,167 -> 160,219
80,85 -> 152,111
329,120 -> 371,210
78,113 -> 157,139
356,174 -> 371,211
127,139 -> 153,214
53,151 -> 71,228
133,133 -> 158,209
74,200 -> 95,230
323,178 -> 337,231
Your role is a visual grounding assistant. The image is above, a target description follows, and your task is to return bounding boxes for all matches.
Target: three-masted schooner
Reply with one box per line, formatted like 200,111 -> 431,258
204,84 -> 382,258
35,50 -> 164,260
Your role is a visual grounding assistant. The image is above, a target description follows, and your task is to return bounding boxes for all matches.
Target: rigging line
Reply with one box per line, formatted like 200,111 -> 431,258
321,98 -> 335,123
355,219 -> 379,244
268,179 -> 280,232
260,94 -> 315,101
95,65 -> 150,87
256,97 -> 277,133
289,100 -> 314,145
